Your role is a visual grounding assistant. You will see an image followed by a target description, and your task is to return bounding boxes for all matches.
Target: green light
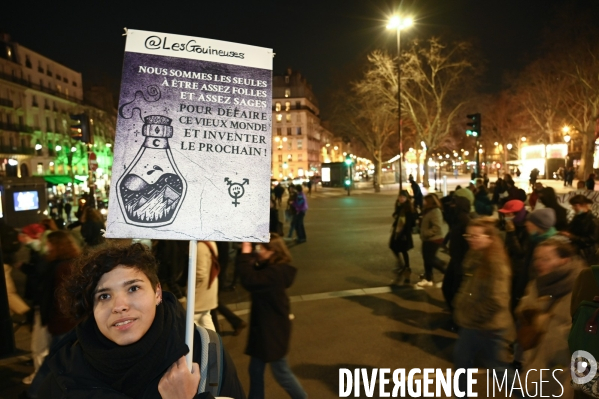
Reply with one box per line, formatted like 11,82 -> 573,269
466,130 -> 472,136
344,178 -> 351,186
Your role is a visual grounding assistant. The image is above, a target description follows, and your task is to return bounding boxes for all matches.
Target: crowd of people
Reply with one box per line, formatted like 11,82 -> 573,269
3,190 -> 307,398
389,173 -> 599,398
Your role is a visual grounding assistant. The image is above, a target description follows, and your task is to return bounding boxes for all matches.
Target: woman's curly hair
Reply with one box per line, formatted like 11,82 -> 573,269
60,243 -> 160,321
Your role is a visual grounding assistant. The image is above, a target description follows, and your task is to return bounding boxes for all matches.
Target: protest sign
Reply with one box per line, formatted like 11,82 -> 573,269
106,29 -> 273,242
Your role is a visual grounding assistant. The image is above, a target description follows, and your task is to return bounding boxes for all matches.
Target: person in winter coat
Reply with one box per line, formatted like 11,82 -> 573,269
453,218 -> 515,394
498,200 -> 529,312
563,194 -> 599,265
409,175 -> 423,211
389,190 -> 417,283
25,231 -> 82,398
194,241 -> 219,331
80,207 -> 106,247
516,239 -> 583,399
292,185 -> 308,243
474,185 -> 493,216
418,194 -> 445,287
586,173 -> 596,191
37,243 -> 245,399
442,195 -> 471,311
238,234 -> 307,399
538,187 -> 569,231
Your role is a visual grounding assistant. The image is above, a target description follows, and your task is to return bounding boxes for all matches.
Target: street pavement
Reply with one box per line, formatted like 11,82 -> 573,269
0,174 -> 582,398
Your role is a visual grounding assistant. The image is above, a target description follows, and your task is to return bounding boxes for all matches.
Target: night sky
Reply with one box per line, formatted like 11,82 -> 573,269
1,0 -> 581,117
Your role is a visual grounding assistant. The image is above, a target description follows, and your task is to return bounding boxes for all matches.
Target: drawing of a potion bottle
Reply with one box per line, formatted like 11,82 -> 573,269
116,115 -> 187,227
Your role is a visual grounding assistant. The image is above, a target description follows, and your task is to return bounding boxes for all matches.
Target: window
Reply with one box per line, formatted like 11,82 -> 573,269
295,101 -> 301,109
40,79 -> 44,88
57,84 -> 61,93
284,88 -> 290,98
278,155 -> 282,162
285,102 -> 290,111
276,114 -> 282,122
37,163 -> 43,175
286,114 -> 291,122
72,81 -> 77,87
63,77 -> 68,83
49,163 -> 55,174
286,127 -> 292,135
297,139 -> 303,149
287,142 -> 292,150
276,128 -> 282,136
287,154 -> 293,161
296,127 -> 302,135
18,116 -> 24,126
298,154 -> 303,161
21,138 -> 27,148
275,102 -> 281,112
56,74 -> 61,80
285,76 -> 289,83
46,117 -> 51,132
25,55 -> 32,68
32,95 -> 38,107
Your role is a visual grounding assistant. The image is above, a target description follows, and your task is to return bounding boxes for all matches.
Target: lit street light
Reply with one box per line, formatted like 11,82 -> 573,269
387,13 -> 413,193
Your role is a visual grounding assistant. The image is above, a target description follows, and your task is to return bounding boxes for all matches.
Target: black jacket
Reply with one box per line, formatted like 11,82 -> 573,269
38,292 -> 245,399
442,196 -> 470,309
238,253 -> 296,362
568,211 -> 599,264
389,203 -> 416,253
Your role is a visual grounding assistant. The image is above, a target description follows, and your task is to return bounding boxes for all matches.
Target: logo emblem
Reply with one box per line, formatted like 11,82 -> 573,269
225,178 -> 249,207
571,350 -> 598,385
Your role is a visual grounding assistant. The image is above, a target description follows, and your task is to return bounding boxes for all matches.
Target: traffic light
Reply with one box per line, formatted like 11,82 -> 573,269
344,177 -> 351,187
345,154 -> 353,166
466,113 -> 481,137
70,113 -> 90,143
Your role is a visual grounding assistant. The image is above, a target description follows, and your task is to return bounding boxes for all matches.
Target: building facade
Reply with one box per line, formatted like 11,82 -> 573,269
0,33 -> 114,197
271,69 -> 324,180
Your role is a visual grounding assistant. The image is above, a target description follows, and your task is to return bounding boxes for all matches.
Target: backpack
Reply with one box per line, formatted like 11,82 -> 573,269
569,266 -> 599,395
196,324 -> 224,396
200,242 -> 220,289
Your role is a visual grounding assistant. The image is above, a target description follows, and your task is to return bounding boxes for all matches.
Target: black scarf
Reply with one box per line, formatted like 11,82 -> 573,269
536,262 -> 578,300
76,292 -> 187,398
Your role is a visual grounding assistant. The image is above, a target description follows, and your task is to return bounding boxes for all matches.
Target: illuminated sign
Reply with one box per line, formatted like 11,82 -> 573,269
322,168 -> 331,182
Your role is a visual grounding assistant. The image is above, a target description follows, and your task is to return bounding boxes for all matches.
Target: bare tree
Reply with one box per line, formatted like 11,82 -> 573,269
400,38 -> 475,187
330,57 -> 397,192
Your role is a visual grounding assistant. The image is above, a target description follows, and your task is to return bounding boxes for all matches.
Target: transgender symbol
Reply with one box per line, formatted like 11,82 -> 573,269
225,178 -> 249,207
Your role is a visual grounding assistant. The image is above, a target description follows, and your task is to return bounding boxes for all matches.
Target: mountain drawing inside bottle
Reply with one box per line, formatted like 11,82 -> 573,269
120,173 -> 183,223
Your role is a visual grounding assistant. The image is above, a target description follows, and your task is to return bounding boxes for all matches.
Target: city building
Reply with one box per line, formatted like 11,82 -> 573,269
0,33 -> 114,198
271,68 -> 324,180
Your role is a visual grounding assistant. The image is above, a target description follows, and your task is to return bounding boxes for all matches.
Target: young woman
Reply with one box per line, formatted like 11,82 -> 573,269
389,190 -> 417,283
418,194 -> 445,287
38,243 -> 245,399
238,234 -> 307,399
516,239 -> 582,398
453,218 -> 514,393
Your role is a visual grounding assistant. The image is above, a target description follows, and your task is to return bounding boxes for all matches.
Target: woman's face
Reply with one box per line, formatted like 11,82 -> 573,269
398,195 -> 407,203
93,266 -> 161,346
465,226 -> 493,251
534,245 -> 568,276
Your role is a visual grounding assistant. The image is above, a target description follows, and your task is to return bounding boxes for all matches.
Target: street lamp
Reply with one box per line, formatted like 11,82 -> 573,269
387,14 -> 413,193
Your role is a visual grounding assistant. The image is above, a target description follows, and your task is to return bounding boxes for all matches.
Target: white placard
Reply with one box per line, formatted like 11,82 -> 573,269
106,30 -> 273,242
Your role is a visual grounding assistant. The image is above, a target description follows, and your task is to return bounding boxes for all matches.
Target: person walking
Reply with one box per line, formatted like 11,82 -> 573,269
417,194 -> 445,287
442,195 -> 471,311
292,185 -> 308,243
64,202 -> 72,223
453,218 -> 514,393
286,185 -> 298,239
238,235 -> 307,399
389,190 -> 417,283
516,239 -> 583,398
409,175 -> 423,212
